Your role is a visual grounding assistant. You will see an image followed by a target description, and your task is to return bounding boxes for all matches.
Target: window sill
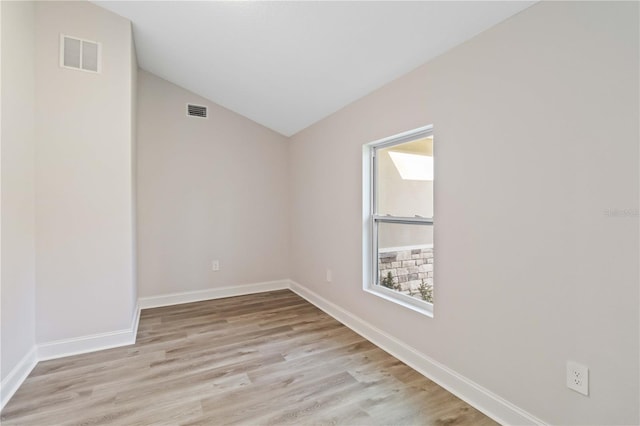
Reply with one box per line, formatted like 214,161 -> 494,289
364,286 -> 433,318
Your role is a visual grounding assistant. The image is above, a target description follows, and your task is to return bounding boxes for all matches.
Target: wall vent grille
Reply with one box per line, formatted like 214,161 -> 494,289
187,104 -> 208,118
60,34 -> 101,73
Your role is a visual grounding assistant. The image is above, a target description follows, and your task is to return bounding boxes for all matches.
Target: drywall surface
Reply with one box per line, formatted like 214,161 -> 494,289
1,0 -> 37,380
136,70 -> 289,297
289,2 -> 639,424
34,1 -> 136,341
130,29 -> 138,307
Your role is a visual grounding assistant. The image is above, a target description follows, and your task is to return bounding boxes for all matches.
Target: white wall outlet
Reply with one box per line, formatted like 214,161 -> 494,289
567,361 -> 589,396
212,260 -> 220,271
326,269 -> 332,283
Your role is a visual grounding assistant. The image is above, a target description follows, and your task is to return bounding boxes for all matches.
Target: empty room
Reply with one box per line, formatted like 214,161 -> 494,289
1,1 -> 638,425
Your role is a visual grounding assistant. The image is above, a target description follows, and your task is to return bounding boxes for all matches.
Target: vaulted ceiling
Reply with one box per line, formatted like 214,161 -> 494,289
95,1 -> 536,136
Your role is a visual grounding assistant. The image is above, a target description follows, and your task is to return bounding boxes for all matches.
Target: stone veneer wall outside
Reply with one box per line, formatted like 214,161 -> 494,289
378,246 -> 433,293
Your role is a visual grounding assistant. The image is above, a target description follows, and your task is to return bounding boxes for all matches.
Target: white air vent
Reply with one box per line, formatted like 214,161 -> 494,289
60,34 -> 101,73
187,104 -> 208,118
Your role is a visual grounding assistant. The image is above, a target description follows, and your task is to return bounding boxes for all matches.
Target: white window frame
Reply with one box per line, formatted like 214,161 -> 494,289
59,34 -> 102,74
362,125 -> 434,317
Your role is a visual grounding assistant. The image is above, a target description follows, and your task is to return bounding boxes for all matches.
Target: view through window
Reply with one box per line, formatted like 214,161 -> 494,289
369,128 -> 434,311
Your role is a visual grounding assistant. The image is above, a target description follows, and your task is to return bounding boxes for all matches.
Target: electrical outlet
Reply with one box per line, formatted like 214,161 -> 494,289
212,260 -> 220,271
567,361 -> 589,396
326,269 -> 332,283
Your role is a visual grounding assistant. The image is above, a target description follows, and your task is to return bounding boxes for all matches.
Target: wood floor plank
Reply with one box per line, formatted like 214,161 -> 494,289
1,290 -> 498,425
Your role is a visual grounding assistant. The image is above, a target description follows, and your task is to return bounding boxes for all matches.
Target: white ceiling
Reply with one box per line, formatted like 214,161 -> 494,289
95,1 -> 535,136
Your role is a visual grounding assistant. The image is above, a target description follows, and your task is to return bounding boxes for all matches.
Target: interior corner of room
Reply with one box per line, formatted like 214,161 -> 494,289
1,1 -> 638,425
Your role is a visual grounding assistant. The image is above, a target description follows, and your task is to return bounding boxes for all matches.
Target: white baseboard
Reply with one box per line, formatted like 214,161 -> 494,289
2,281 -> 288,409
0,346 -> 38,410
288,280 -> 546,426
3,280 -> 544,425
38,304 -> 140,362
0,279 -> 277,411
138,279 -> 290,309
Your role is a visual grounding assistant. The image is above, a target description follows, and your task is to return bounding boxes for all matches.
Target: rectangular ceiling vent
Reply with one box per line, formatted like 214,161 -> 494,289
187,104 -> 208,118
60,34 -> 101,73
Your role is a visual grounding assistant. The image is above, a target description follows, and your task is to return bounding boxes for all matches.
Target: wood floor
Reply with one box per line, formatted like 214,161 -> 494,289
1,290 -> 497,425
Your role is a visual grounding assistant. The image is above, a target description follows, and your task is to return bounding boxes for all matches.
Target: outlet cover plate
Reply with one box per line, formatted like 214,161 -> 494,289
567,361 -> 589,396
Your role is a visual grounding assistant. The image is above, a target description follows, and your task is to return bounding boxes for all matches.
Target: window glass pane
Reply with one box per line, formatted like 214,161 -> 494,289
377,221 -> 433,303
376,136 -> 433,218
63,37 -> 81,68
82,41 -> 99,72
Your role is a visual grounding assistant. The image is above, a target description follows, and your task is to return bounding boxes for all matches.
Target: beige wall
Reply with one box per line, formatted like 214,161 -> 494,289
34,1 -> 137,341
136,70 -> 289,297
1,0 -> 37,380
130,29 -> 138,306
2,2 -> 638,424
289,2 -> 639,425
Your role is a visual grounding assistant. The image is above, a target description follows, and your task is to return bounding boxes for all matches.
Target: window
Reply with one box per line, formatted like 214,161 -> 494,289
363,125 -> 434,316
60,34 -> 101,73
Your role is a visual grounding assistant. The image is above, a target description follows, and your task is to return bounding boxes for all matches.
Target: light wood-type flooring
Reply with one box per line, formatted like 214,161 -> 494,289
1,290 -> 498,425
